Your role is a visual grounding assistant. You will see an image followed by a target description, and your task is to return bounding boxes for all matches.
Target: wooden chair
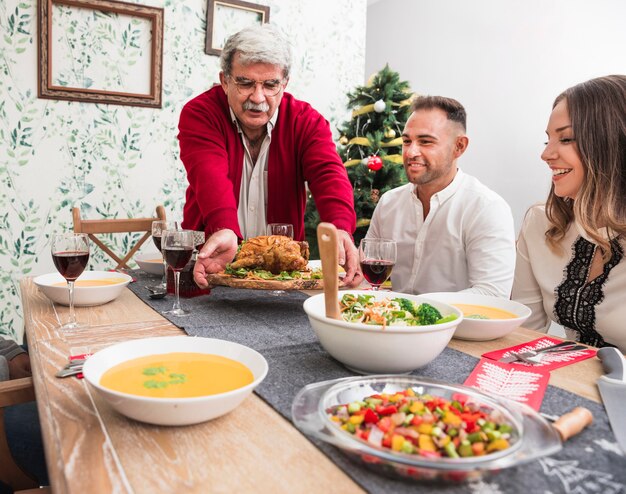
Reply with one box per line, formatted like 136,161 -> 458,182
72,205 -> 166,269
0,377 -> 39,491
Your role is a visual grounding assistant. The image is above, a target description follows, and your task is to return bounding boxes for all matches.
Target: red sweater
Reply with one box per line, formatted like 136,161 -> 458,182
178,86 -> 356,241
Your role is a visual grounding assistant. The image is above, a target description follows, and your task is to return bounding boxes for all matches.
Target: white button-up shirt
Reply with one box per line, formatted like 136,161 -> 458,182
232,108 -> 278,239
366,169 -> 516,297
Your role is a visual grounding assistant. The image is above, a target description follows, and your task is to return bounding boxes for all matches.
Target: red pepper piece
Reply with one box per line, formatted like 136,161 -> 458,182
378,416 -> 393,433
376,405 -> 398,416
364,408 -> 379,424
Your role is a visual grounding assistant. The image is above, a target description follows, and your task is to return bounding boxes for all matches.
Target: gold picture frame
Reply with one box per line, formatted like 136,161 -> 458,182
205,0 -> 270,57
38,0 -> 164,108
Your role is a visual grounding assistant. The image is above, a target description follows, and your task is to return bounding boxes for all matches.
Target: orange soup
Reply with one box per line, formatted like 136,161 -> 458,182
53,278 -> 124,287
454,304 -> 517,320
100,352 -> 254,398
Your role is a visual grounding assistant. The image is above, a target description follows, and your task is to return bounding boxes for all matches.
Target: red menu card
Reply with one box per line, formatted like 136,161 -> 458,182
464,358 -> 550,411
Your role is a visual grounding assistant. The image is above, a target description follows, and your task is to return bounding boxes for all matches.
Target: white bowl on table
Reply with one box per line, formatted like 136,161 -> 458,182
303,290 -> 462,374
135,252 -> 164,276
82,336 -> 268,426
422,292 -> 531,341
33,270 -> 132,306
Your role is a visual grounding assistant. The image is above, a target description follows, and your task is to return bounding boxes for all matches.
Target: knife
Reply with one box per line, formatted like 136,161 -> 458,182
597,346 -> 626,454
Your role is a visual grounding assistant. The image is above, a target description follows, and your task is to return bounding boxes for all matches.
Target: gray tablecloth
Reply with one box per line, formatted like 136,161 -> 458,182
129,272 -> 626,493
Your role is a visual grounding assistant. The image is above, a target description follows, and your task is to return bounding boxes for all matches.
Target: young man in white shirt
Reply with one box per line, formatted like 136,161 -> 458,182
365,95 -> 515,297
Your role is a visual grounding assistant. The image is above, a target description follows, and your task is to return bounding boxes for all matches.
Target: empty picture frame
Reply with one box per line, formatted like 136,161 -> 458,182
38,0 -> 164,108
205,0 -> 270,56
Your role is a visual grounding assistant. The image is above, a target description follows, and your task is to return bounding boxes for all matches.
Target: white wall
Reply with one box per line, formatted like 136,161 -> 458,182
366,0 -> 626,229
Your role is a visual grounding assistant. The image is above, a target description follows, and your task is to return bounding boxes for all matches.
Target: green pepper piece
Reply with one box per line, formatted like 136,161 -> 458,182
444,441 -> 459,458
486,430 -> 502,441
458,443 -> 474,457
498,424 -> 513,434
467,432 -> 486,444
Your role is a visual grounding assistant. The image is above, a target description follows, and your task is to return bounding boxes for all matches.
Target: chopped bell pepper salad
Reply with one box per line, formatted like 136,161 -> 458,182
340,294 -> 458,327
328,388 -> 514,459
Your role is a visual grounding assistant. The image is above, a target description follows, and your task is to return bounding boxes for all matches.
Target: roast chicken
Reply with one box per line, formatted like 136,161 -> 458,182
230,235 -> 310,274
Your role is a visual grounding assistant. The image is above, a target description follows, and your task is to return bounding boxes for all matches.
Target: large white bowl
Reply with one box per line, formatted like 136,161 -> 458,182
33,270 -> 132,306
135,252 -> 164,276
82,336 -> 268,426
303,290 -> 462,374
422,292 -> 531,341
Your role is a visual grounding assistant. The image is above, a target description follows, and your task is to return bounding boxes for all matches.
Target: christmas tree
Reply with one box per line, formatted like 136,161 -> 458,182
305,65 -> 414,256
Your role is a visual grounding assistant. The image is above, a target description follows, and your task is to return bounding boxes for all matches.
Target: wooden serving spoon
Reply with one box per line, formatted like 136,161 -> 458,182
549,406 -> 593,442
317,222 -> 341,320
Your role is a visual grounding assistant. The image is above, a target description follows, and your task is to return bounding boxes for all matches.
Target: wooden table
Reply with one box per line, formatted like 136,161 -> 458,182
21,278 -> 604,493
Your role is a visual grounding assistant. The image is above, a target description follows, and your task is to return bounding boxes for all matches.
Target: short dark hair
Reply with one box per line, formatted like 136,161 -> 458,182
410,95 -> 467,131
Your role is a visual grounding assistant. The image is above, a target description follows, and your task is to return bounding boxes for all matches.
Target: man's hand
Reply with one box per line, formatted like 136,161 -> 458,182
337,229 -> 363,287
9,352 -> 31,379
193,229 -> 239,288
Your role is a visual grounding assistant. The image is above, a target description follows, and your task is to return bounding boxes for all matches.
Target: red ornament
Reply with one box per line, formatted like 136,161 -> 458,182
367,155 -> 383,171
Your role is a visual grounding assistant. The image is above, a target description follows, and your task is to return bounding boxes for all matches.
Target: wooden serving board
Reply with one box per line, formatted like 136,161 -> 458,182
204,272 -> 324,290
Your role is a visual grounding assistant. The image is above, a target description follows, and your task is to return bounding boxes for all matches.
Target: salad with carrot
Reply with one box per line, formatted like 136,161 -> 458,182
328,388 -> 514,459
340,294 -> 457,327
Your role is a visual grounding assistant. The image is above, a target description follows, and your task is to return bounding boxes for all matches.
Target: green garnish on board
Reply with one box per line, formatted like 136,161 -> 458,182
225,264 -> 322,280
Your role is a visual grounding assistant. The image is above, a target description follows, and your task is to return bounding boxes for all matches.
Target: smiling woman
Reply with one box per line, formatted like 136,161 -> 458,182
512,75 -> 626,353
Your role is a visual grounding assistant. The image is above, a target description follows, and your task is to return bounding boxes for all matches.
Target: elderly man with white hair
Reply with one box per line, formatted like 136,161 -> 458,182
178,24 -> 361,288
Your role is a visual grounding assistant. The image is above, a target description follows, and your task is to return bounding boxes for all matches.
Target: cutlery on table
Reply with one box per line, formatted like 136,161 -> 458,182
514,344 -> 589,364
317,222 -> 340,320
498,341 -> 580,363
597,347 -> 626,454
55,358 -> 85,378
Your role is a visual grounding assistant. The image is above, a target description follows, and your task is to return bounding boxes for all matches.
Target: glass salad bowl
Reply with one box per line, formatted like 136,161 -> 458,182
292,375 -> 563,483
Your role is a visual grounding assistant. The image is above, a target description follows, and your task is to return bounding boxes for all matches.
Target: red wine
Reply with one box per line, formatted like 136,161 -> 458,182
52,251 -> 89,281
163,247 -> 193,270
361,259 -> 394,286
153,235 -> 162,252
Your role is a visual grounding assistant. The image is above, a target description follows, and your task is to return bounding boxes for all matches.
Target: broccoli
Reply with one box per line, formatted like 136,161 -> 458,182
394,297 -> 420,316
393,299 -> 443,325
416,303 -> 443,325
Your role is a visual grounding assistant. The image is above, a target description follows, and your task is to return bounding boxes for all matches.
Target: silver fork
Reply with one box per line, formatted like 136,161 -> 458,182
515,345 -> 589,364
55,359 -> 85,378
499,341 -> 580,363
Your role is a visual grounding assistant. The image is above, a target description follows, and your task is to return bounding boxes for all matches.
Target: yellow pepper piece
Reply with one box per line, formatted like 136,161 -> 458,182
405,388 -> 416,397
486,438 -> 510,452
391,434 -> 405,451
417,423 -> 432,434
390,393 -> 404,403
349,415 -> 364,425
439,435 -> 451,447
329,416 -> 341,422
442,411 -> 462,426
409,401 -> 424,413
418,434 -> 436,452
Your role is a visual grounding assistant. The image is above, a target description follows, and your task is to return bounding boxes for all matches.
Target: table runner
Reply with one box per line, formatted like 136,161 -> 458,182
129,272 -> 626,493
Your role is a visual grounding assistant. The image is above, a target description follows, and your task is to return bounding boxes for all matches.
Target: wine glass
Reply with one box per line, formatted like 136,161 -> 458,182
51,233 -> 90,329
358,238 -> 396,291
151,220 -> 176,290
267,223 -> 294,238
162,229 -> 194,316
266,223 -> 294,296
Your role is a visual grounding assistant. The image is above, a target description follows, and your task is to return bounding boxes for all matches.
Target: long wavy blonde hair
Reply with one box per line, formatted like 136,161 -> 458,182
545,75 -> 626,259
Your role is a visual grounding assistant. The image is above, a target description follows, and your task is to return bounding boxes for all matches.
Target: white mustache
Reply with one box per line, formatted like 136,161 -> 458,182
243,100 -> 270,112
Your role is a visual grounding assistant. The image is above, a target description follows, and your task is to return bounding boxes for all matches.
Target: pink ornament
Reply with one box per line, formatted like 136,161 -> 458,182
367,155 -> 383,171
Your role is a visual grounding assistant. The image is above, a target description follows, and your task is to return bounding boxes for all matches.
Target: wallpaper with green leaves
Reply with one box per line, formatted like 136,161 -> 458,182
0,0 -> 366,342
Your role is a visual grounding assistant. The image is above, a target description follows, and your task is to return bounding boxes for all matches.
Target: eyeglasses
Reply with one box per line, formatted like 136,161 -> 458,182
229,76 -> 284,97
